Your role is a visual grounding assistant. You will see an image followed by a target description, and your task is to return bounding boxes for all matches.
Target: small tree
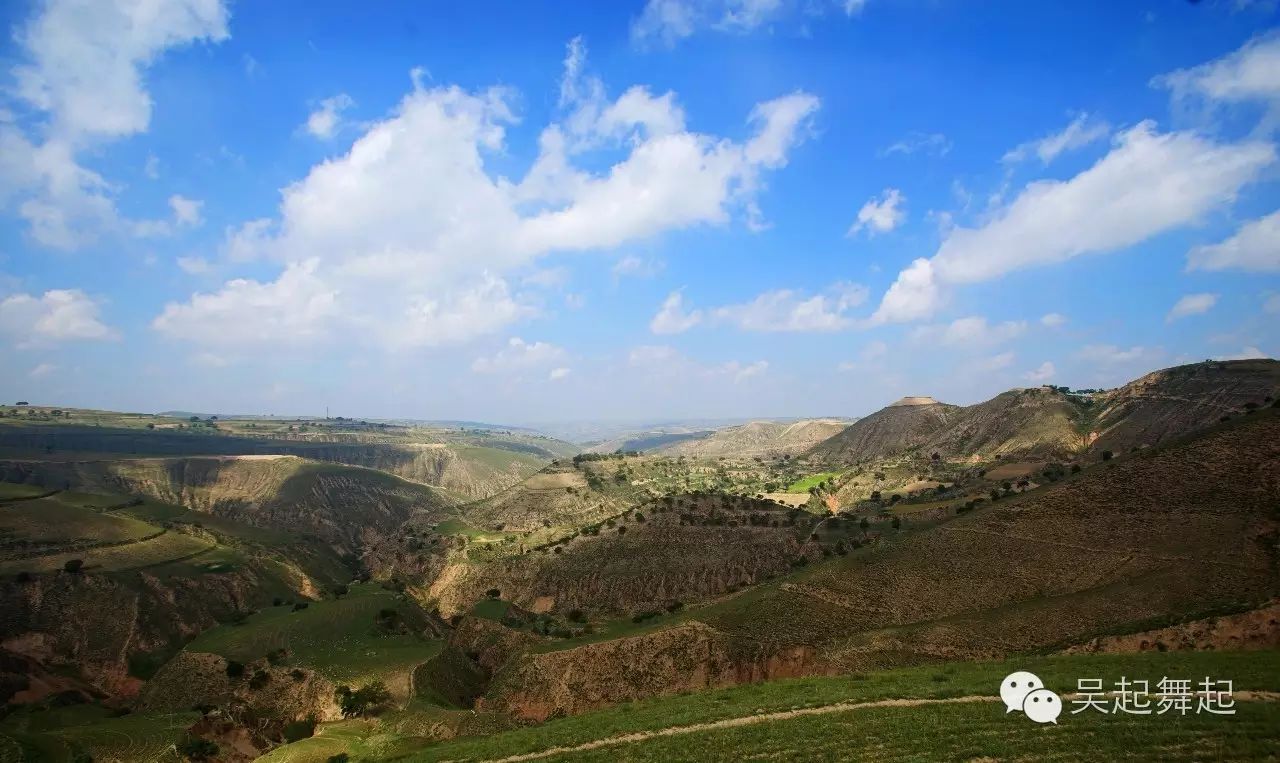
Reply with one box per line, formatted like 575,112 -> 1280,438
891,516 -> 901,530
225,660 -> 246,679
1101,450 -> 1114,461
486,588 -> 501,599
63,559 -> 84,574
177,737 -> 219,761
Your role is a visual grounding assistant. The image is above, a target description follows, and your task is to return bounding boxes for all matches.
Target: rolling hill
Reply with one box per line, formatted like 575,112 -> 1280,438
655,419 -> 853,458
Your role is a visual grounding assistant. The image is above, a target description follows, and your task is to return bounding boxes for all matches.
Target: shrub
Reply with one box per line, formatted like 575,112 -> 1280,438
328,754 -> 351,763
249,670 -> 271,690
1070,464 -> 1081,474
177,737 -> 219,761
225,660 -> 245,679
567,609 -> 585,623
1101,450 -> 1114,461
293,602 -> 309,612
336,681 -> 392,718
63,559 -> 84,574
283,717 -> 317,743
485,588 -> 500,599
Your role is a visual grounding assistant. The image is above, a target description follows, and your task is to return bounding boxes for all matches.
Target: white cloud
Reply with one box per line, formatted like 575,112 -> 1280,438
630,0 -> 866,47
1154,31 -> 1280,125
965,351 -> 1015,374
910,315 -> 1027,348
872,122 -> 1275,323
882,131 -> 950,157
29,363 -> 56,379
471,337 -> 567,373
2,0 -> 229,248
143,154 -> 160,180
176,256 -> 212,275
848,188 -> 906,237
305,93 -> 354,139
1040,312 -> 1067,328
650,291 -> 704,334
712,282 -> 868,332
1077,344 -> 1153,364
1023,361 -> 1056,383
1216,346 -> 1268,360
1166,292 -> 1218,322
628,344 -> 767,383
1002,113 -> 1110,165
549,367 -> 571,381
156,49 -> 819,351
1186,209 -> 1280,272
612,255 -> 664,279
169,195 -> 204,226
0,289 -> 117,346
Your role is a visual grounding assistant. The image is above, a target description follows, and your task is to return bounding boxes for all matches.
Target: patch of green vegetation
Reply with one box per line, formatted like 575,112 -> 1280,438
0,482 -> 54,500
404,650 -> 1280,762
0,706 -> 198,763
184,582 -> 442,690
471,597 -> 511,621
786,471 -> 842,493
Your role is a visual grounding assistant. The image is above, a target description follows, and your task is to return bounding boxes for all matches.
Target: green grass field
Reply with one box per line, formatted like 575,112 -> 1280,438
399,650 -> 1280,762
0,704 -> 197,763
785,471 -> 843,493
0,530 -> 213,575
0,496 -> 158,547
184,583 -> 442,693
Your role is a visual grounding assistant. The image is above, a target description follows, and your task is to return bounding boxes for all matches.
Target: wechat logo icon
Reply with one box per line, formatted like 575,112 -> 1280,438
1001,671 -> 1062,724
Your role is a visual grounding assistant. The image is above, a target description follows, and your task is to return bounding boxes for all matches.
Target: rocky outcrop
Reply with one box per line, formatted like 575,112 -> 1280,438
1063,601 -> 1280,655
481,621 -> 832,721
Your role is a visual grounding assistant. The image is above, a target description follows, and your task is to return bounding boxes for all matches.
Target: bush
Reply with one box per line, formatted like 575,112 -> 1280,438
328,755 -> 351,763
485,588 -> 501,599
293,602 -> 310,612
336,681 -> 392,718
1101,450 -> 1114,461
567,609 -> 585,623
225,660 -> 246,679
177,737 -> 219,761
283,717 -> 317,743
249,670 -> 271,690
63,559 -> 84,574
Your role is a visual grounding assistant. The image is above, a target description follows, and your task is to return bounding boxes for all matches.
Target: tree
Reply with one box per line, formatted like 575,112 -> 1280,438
225,660 -> 246,678
486,588 -> 501,599
1101,450 -> 1114,461
63,559 -> 84,574
336,682 -> 392,718
859,517 -> 870,531
891,516 -> 901,530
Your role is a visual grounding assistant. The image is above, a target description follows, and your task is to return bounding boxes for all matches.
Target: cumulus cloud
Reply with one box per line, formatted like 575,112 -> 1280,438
650,291 -> 704,334
1166,292 -> 1218,322
1216,346 -> 1267,360
1040,312 -> 1067,328
155,43 -> 819,351
910,315 -> 1027,348
871,122 -> 1274,323
1186,209 -> 1280,272
176,256 -> 212,275
712,282 -> 868,332
848,188 -> 905,237
548,367 -> 571,380
305,93 -> 354,139
1154,31 -> 1280,127
1002,113 -> 1109,165
1077,344 -> 1155,364
631,0 -> 867,47
169,195 -> 204,226
471,337 -> 567,373
0,289 -> 117,346
628,344 -> 768,383
612,255 -> 664,279
1023,361 -> 1056,383
2,0 -> 229,248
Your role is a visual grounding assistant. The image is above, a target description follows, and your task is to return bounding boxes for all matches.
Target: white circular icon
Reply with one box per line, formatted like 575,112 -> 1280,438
1023,688 -> 1063,724
1000,671 -> 1044,713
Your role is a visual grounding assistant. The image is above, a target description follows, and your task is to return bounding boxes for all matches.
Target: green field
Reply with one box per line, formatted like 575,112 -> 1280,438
0,529 -> 213,575
0,704 -> 197,763
0,496 -> 158,547
786,471 -> 842,493
401,650 -> 1280,762
183,583 -> 442,693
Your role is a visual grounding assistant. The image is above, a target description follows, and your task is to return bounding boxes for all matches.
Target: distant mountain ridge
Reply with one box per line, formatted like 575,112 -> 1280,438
813,358 -> 1280,463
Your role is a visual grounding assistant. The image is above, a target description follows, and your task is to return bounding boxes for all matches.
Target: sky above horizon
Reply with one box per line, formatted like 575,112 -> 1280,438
2,0 -> 1279,425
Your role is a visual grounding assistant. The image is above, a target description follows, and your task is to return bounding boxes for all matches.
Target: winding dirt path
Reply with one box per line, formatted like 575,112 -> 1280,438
462,691 -> 1280,763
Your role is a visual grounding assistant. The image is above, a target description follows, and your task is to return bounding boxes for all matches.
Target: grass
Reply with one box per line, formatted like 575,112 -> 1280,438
0,530 -> 213,575
0,496 -> 159,548
399,650 -> 1280,762
472,598 -> 512,621
184,582 -> 442,693
0,482 -> 54,500
785,471 -> 842,493
0,705 -> 198,763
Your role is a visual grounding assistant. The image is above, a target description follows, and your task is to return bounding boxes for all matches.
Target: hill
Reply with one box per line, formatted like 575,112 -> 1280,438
813,359 -> 1280,464
470,409 -> 1280,719
811,398 -> 959,463
655,419 -> 852,459
0,408 -> 578,499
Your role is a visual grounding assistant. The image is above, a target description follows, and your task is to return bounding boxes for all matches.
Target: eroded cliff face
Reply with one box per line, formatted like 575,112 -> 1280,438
137,651 -> 340,721
0,564 -> 297,700
480,621 -> 832,721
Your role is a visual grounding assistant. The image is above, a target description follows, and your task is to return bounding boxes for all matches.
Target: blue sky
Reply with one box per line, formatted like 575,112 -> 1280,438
1,0 -> 1278,424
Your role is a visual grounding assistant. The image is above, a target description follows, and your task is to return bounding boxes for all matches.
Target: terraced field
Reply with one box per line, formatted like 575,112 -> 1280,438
0,705 -> 197,763
183,583 -> 443,697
